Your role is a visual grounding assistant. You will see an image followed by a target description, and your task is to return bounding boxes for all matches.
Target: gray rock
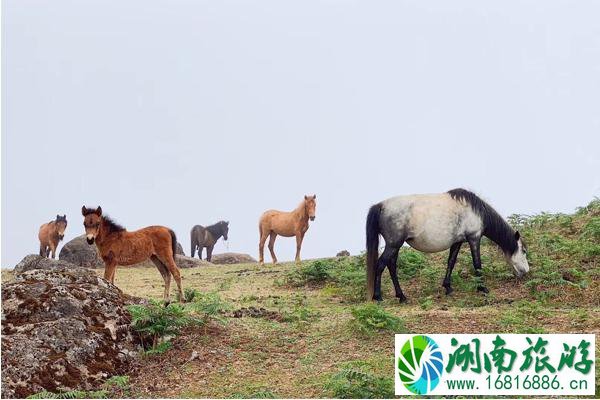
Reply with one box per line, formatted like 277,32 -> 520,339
59,235 -> 104,268
14,254 -> 81,273
336,250 -> 351,257
1,262 -> 140,398
176,242 -> 185,256
210,253 -> 257,265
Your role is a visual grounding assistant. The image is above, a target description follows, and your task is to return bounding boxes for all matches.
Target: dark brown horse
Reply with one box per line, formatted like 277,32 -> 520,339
82,206 -> 184,302
38,215 -> 67,258
190,221 -> 229,262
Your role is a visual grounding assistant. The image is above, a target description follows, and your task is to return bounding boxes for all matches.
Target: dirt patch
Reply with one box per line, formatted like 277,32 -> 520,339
231,306 -> 283,322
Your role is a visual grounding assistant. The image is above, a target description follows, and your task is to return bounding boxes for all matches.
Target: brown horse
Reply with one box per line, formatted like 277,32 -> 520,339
190,221 -> 229,261
81,206 -> 184,302
38,215 -> 67,258
258,195 -> 316,265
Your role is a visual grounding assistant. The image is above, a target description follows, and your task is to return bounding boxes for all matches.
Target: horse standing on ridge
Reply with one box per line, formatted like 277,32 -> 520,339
38,215 -> 67,258
81,206 -> 184,302
190,221 -> 229,262
258,195 -> 316,265
366,188 -> 530,302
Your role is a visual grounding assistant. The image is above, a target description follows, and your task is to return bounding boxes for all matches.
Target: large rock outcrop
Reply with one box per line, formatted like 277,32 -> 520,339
210,253 -> 257,265
1,257 -> 140,398
59,235 -> 104,268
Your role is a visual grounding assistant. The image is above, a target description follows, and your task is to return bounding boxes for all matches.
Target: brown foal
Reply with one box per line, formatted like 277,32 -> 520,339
258,195 -> 316,265
38,215 -> 67,258
81,206 -> 184,302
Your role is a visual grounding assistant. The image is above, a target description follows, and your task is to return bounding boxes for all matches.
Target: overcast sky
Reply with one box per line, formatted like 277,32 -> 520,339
2,0 -> 599,268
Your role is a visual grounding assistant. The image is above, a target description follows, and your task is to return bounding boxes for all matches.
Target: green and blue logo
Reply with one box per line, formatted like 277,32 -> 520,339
397,335 -> 444,394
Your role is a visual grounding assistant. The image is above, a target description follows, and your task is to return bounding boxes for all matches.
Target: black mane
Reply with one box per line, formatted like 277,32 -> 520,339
447,188 -> 517,254
206,221 -> 226,237
102,216 -> 126,234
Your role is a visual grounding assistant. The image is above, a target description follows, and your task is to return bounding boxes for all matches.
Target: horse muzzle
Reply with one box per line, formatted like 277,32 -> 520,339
86,237 -> 95,245
58,234 -> 64,240
310,216 -> 315,221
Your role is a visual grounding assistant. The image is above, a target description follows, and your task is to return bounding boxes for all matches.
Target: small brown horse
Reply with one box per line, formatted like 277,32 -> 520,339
190,221 -> 229,261
258,195 -> 316,265
38,215 -> 67,258
82,206 -> 184,302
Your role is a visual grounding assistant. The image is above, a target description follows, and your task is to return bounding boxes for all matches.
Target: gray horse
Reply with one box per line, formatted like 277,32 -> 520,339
190,221 -> 229,262
366,188 -> 529,302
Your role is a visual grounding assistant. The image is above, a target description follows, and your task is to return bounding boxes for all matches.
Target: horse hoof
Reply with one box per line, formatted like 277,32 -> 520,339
398,296 -> 408,303
373,295 -> 383,302
444,287 -> 453,296
477,286 -> 489,294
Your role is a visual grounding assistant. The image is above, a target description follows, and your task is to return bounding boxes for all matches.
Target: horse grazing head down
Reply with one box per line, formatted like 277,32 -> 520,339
54,214 -> 67,240
304,195 -> 317,221
81,206 -> 102,244
505,231 -> 530,278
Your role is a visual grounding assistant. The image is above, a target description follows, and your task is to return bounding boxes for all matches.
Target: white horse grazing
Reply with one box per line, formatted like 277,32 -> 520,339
366,188 -> 529,302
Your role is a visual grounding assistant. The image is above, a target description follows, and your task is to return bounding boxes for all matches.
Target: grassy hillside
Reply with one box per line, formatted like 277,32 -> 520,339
3,199 -> 599,398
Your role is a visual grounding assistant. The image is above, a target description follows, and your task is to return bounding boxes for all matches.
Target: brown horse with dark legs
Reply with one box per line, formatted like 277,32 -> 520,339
258,195 -> 316,265
190,221 -> 229,261
38,215 -> 67,258
81,206 -> 184,302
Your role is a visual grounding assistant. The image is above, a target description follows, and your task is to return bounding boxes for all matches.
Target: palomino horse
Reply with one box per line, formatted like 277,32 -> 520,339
38,215 -> 67,258
259,195 -> 316,265
81,206 -> 184,302
366,188 -> 530,302
190,221 -> 229,261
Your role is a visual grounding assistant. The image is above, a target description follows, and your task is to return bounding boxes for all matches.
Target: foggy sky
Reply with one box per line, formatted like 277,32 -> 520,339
2,0 -> 599,268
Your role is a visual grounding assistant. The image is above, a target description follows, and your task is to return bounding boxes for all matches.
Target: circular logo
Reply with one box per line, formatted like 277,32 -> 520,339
397,335 -> 444,394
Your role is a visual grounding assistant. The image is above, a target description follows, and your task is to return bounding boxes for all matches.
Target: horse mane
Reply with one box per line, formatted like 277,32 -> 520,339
447,188 -> 517,254
206,221 -> 226,237
102,216 -> 126,234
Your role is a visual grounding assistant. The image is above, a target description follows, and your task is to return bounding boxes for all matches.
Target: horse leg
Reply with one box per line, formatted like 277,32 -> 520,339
207,245 -> 213,262
268,232 -> 278,264
198,246 -> 203,260
258,230 -> 268,266
158,254 -> 184,302
50,242 -> 57,259
191,240 -> 196,258
151,256 -> 171,302
443,242 -> 463,295
294,232 -> 304,264
104,261 -> 117,283
373,245 -> 396,301
467,237 -> 488,293
386,245 -> 406,302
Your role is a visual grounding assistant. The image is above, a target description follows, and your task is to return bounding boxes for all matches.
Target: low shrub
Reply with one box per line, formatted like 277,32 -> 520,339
326,362 -> 394,399
349,303 -> 405,336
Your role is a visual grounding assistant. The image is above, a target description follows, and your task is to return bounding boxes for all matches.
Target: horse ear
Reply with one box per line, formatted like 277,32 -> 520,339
313,194 -> 316,199
57,214 -> 60,220
304,195 -> 308,200
515,231 -> 520,241
226,221 -> 229,225
81,206 -> 87,216
95,206 -> 102,216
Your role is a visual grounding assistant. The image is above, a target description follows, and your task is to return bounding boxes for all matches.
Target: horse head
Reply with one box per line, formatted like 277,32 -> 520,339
82,206 -> 102,244
304,195 -> 317,221
55,214 -> 67,240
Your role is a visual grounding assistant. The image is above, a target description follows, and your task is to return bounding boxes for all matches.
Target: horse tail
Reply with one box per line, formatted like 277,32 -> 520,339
169,229 -> 177,259
190,227 -> 196,258
366,202 -> 382,300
